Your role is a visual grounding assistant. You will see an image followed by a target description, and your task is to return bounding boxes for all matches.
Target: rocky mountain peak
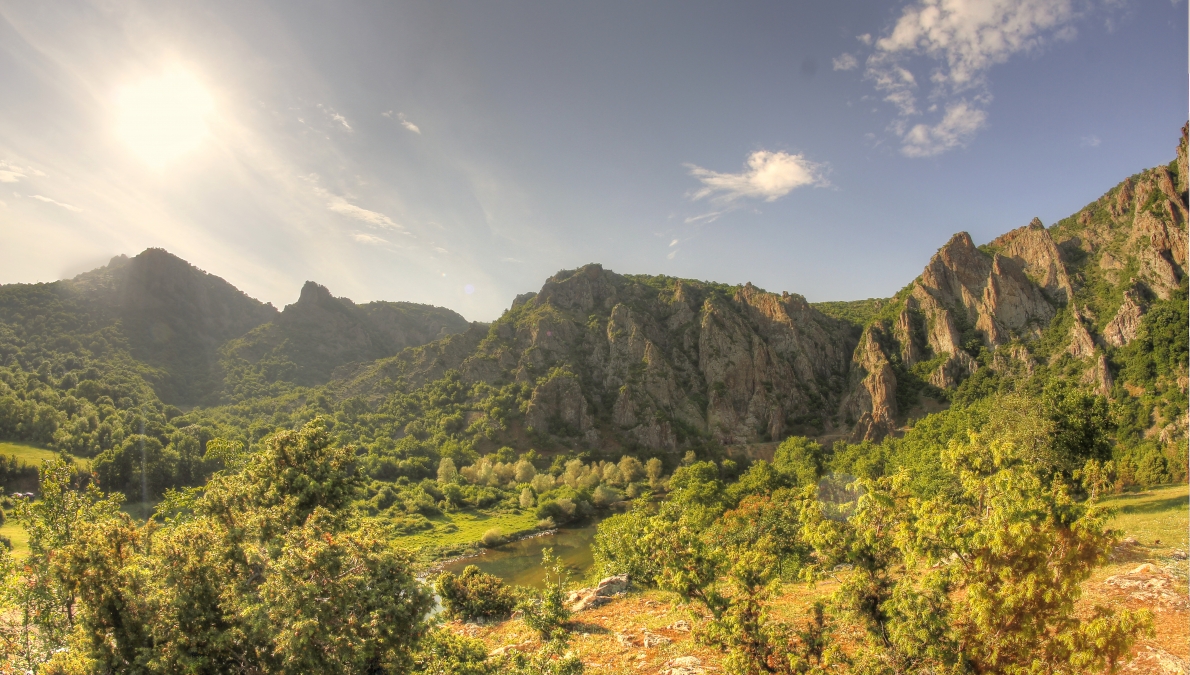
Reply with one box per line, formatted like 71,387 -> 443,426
989,218 -> 1074,304
534,263 -> 622,313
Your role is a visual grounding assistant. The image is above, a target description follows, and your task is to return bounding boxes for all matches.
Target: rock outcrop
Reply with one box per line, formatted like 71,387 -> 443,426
990,218 -> 1074,304
565,574 -> 629,612
448,264 -> 857,448
1103,289 -> 1146,347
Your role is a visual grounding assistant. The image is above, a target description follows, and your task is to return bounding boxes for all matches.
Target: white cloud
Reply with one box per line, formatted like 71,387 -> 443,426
30,194 -> 82,212
398,113 -> 421,134
382,110 -> 421,134
501,257 -> 522,263
686,150 -> 827,204
319,105 -> 352,131
324,193 -> 405,231
854,0 -> 1085,156
0,162 -> 28,183
352,232 -> 389,245
666,250 -> 676,260
900,101 -> 988,157
1080,134 -> 1101,147
669,238 -> 679,247
832,53 -> 858,71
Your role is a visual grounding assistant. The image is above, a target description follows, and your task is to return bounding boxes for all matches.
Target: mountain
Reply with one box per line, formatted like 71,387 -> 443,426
220,280 -> 471,396
63,249 -> 280,404
323,125 -> 1188,455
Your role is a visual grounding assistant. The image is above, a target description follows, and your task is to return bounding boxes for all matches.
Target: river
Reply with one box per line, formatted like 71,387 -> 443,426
438,519 -> 602,588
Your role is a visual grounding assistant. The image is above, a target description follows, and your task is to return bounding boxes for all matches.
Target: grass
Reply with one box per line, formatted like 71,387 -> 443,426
0,519 -> 29,557
1103,483 -> 1189,551
392,508 -> 541,553
0,440 -> 89,470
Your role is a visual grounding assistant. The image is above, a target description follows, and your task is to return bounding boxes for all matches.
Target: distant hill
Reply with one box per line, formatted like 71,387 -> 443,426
65,249 -> 279,404
220,280 -> 470,397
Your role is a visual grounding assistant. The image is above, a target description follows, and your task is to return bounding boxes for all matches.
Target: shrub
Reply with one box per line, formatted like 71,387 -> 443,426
517,549 -> 571,639
435,565 -> 518,621
519,487 -> 535,508
480,527 -> 505,548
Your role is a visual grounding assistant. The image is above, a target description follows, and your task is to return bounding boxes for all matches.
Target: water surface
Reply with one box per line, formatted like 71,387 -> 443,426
439,520 -> 601,588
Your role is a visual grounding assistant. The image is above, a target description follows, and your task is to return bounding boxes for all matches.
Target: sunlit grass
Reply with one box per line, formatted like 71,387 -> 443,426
0,441 -> 89,470
1103,483 -> 1189,551
392,509 -> 540,552
0,519 -> 29,557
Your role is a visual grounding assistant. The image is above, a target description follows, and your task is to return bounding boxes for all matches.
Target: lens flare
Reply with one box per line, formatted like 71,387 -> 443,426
115,70 -> 214,168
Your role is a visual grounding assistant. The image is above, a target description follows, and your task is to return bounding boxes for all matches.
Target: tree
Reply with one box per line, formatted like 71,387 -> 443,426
22,419 -> 433,675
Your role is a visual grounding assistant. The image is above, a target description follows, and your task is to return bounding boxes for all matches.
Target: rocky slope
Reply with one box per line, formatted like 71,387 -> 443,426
833,125 -> 1188,441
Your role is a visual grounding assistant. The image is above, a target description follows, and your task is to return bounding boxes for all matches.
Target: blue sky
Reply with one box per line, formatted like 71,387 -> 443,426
0,0 -> 1185,320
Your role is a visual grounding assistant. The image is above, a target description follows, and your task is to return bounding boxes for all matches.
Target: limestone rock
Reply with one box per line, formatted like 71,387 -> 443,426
1103,290 -> 1146,347
525,371 -> 594,438
1066,316 -> 1097,360
989,218 -> 1074,304
1082,353 -> 1114,397
565,574 -> 629,612
915,232 -> 1054,348
929,350 -> 978,389
840,327 -> 897,442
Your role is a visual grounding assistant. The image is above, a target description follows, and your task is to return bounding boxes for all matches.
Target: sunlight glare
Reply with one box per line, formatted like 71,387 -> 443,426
115,70 -> 214,168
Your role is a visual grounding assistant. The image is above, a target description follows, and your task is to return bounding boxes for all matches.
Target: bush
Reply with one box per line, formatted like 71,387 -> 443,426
517,549 -> 571,639
480,528 -> 506,548
519,487 -> 535,508
435,565 -> 518,621
413,627 -> 494,675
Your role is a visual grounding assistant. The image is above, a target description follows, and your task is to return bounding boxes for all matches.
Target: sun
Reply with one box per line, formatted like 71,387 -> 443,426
115,70 -> 214,168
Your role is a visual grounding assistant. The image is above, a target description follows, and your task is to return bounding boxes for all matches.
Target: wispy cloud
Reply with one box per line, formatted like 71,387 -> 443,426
398,113 -> 421,134
686,150 -> 828,204
1080,134 -> 1101,147
832,53 -> 858,71
850,0 -> 1086,156
382,111 -> 422,134
0,161 -> 43,183
318,104 -> 352,131
30,194 -> 82,212
900,101 -> 988,157
322,191 -> 405,232
352,232 -> 389,245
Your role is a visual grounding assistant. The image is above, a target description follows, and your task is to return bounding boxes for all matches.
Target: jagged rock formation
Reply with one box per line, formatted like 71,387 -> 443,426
423,266 -> 860,449
1102,289 -> 1145,347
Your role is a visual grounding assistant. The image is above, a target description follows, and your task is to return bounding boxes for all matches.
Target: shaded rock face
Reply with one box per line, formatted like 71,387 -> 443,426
451,265 -> 857,449
839,327 -> 897,442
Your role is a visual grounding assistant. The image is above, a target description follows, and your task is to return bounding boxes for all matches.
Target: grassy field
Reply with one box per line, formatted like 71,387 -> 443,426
0,441 -> 89,469
1103,483 -> 1189,551
392,508 -> 541,552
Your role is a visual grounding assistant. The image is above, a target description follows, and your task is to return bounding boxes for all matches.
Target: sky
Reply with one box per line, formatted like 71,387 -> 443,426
0,0 -> 1185,321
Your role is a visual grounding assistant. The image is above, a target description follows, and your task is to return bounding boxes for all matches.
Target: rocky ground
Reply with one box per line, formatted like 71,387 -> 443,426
446,543 -> 1189,674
